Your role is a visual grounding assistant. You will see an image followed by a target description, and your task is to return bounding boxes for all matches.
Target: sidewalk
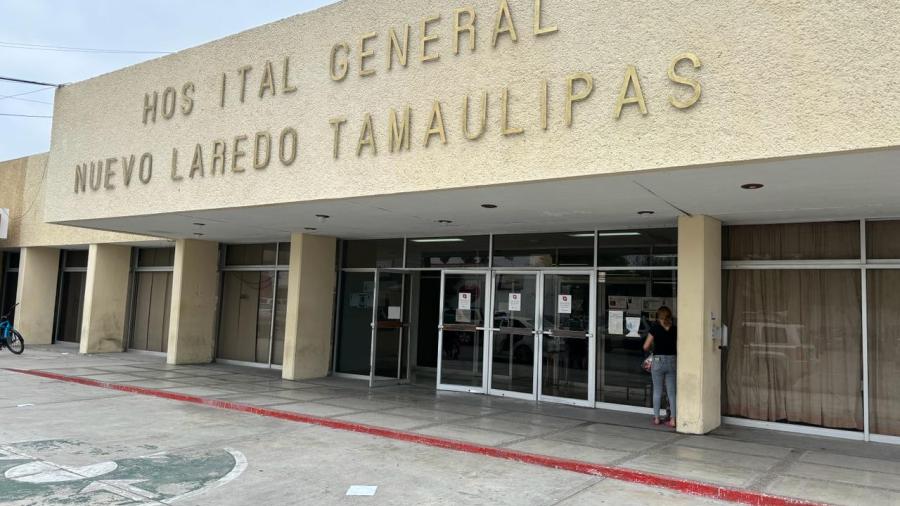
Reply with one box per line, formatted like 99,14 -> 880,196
5,345 -> 900,506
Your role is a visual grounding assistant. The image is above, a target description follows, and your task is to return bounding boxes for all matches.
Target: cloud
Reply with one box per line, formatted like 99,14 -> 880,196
0,0 -> 335,160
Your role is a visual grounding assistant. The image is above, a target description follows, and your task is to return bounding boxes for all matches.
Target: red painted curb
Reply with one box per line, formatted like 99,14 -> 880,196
9,368 -> 823,506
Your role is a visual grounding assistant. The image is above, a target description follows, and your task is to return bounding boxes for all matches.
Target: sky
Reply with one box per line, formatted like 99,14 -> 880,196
0,0 -> 336,161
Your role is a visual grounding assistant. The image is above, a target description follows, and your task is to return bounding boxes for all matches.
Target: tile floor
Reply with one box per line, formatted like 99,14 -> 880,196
8,346 -> 900,506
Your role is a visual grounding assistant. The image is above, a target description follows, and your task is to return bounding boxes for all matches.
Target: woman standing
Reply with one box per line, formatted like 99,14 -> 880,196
643,306 -> 677,427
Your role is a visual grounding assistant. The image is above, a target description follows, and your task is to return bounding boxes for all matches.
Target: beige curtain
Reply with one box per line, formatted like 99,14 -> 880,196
867,221 -> 900,259
724,222 -> 860,261
868,270 -> 900,436
217,271 -> 266,362
724,270 -> 863,430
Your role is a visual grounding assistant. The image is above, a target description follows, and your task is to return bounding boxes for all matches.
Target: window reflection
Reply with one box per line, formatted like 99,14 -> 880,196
597,270 -> 676,407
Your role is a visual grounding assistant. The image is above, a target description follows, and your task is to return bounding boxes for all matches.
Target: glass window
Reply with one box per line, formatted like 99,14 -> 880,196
596,228 -> 677,267
130,271 -> 172,352
271,272 -> 289,365
867,270 -> 900,436
722,269 -> 863,430
137,247 -> 175,268
57,271 -> 86,342
866,220 -> 900,260
723,222 -> 860,261
405,235 -> 489,268
277,242 -> 291,266
492,232 -> 594,268
342,239 -> 403,268
225,244 -> 277,266
597,270 -> 676,407
64,250 -> 89,268
1,268 -> 18,325
8,252 -> 20,270
216,271 -> 276,363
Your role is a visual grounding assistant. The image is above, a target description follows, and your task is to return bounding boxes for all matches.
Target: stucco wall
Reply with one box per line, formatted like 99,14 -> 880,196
43,0 -> 900,224
0,154 -> 157,247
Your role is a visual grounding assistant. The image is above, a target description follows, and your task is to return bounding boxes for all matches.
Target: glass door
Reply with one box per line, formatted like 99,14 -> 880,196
539,271 -> 596,406
488,272 -> 539,400
334,271 -> 376,376
438,270 -> 490,393
370,269 -> 410,387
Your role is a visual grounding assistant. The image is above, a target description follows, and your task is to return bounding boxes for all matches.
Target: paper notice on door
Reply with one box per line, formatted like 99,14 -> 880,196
558,294 -> 572,314
625,316 -> 642,337
456,308 -> 471,323
508,293 -> 522,312
608,296 -> 627,311
642,297 -> 664,312
609,310 -> 625,335
387,306 -> 401,320
458,292 -> 472,310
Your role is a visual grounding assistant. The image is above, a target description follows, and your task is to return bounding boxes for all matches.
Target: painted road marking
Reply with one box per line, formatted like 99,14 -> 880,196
8,367 -> 826,506
80,479 -> 159,501
0,439 -> 246,505
6,460 -> 118,483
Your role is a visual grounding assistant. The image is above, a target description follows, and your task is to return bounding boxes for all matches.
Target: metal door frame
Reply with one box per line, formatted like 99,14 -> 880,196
369,268 -> 411,387
536,269 -> 597,407
487,270 -> 540,401
437,269 -> 491,394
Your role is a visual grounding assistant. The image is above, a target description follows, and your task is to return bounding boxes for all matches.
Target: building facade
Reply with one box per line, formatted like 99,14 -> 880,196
2,0 -> 900,443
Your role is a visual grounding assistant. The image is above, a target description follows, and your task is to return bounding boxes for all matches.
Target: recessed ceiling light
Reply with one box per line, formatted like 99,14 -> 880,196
304,227 -> 317,231
637,210 -> 655,215
596,232 -> 641,237
481,204 -> 498,209
192,222 -> 205,226
193,232 -> 205,237
435,219 -> 453,224
411,238 -> 464,243
741,183 -> 764,190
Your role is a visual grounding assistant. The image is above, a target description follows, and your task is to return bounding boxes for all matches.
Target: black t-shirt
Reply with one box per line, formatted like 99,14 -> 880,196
649,322 -> 677,355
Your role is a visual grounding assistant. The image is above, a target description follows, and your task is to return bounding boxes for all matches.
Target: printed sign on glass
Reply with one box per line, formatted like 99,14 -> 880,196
508,293 -> 522,312
558,294 -> 572,314
458,292 -> 472,311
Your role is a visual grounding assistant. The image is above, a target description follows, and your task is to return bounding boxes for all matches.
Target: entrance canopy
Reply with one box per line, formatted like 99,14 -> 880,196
60,148 -> 900,242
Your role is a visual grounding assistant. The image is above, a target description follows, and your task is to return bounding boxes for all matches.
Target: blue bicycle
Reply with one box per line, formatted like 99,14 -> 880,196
0,303 -> 24,355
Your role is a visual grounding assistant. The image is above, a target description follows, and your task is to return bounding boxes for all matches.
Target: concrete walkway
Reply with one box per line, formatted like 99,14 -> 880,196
5,345 -> 900,506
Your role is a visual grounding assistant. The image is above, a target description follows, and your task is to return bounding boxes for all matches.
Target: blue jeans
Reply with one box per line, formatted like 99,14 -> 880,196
651,355 -> 676,419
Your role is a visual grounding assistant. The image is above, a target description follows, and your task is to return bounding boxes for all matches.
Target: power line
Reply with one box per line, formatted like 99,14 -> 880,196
2,95 -> 52,105
0,40 -> 171,55
0,113 -> 52,118
0,76 -> 59,87
0,87 -> 55,100
0,87 -> 55,106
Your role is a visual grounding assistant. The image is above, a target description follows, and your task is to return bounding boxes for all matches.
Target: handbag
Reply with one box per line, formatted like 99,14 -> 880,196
641,353 -> 653,373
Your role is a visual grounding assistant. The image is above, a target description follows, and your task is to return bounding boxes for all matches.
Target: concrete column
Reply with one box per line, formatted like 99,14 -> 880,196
676,215 -> 723,434
79,244 -> 132,354
166,239 -> 219,365
14,247 -> 60,345
282,234 -> 337,380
